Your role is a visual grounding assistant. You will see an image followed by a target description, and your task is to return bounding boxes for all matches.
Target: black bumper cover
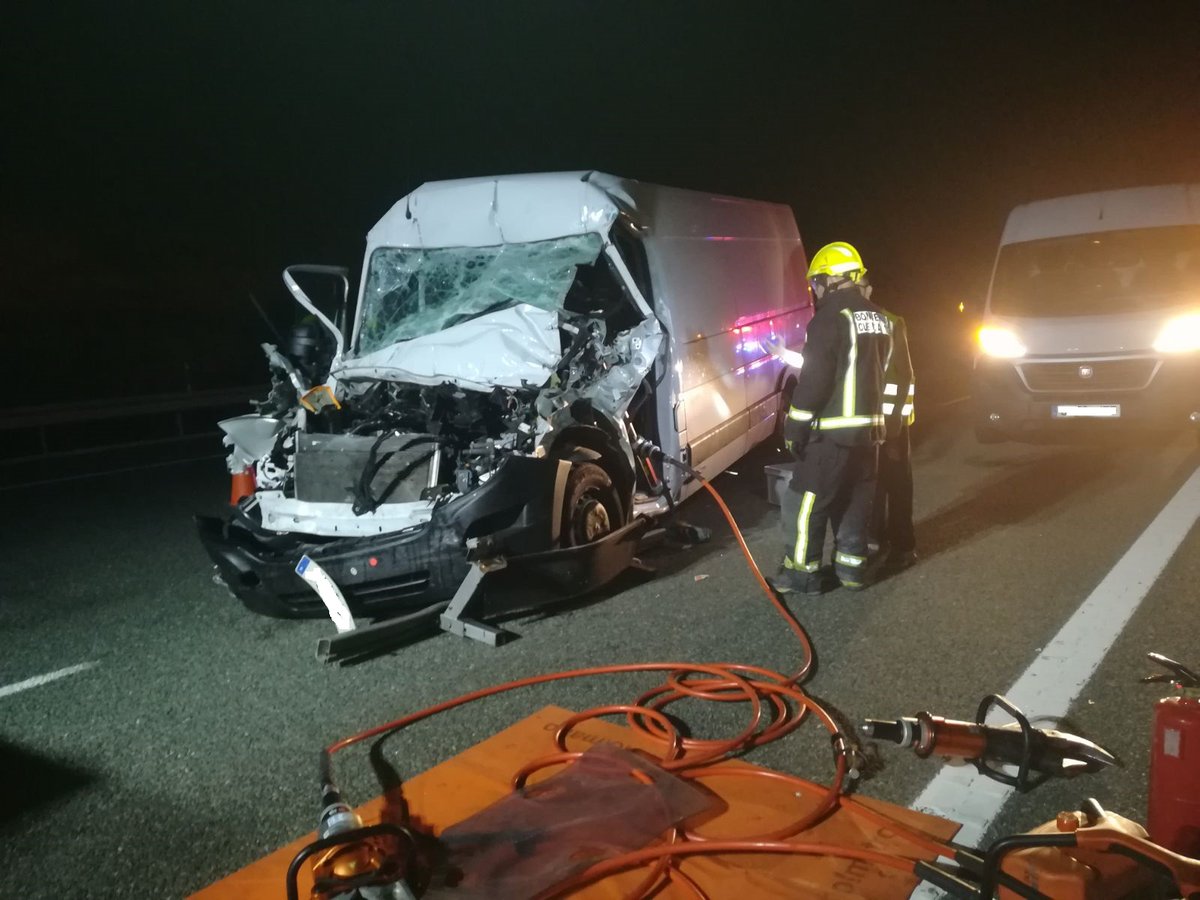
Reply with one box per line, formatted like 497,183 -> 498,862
197,456 -> 568,619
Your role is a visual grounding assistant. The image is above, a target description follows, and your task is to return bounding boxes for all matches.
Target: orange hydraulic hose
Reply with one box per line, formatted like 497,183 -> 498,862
326,661 -> 787,759
691,476 -> 816,686
320,459 -> 955,898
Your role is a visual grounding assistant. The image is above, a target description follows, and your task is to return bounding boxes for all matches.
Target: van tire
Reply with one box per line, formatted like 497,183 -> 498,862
561,462 -> 624,547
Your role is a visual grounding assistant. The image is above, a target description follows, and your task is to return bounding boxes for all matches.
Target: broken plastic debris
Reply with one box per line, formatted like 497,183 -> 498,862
295,555 -> 356,633
694,574 -> 710,582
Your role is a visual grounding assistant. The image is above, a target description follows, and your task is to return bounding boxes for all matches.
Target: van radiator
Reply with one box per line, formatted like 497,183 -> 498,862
294,433 -> 435,504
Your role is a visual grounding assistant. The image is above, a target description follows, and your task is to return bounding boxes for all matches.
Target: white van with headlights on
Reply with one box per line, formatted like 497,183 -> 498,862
198,172 -> 812,619
972,183 -> 1200,443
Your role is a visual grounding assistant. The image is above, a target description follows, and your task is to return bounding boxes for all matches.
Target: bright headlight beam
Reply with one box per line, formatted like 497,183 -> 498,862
978,326 -> 1027,359
1153,312 -> 1200,353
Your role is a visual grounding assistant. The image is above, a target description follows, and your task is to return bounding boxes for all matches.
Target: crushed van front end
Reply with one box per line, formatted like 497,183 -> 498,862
197,175 -> 666,619
198,454 -> 567,618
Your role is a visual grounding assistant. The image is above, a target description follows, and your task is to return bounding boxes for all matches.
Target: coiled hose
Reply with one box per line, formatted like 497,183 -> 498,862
318,446 -> 953,898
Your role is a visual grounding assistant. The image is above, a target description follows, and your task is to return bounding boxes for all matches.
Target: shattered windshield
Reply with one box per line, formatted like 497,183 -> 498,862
991,225 -> 1200,317
356,234 -> 604,354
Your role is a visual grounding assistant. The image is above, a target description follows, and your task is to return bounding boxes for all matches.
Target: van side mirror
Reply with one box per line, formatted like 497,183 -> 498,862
282,265 -> 353,362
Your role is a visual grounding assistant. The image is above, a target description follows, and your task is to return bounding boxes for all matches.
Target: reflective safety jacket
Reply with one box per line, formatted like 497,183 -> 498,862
881,309 -> 915,439
784,284 -> 893,447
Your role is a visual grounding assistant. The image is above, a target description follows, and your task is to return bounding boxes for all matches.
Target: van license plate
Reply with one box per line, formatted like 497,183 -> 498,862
1053,404 -> 1121,418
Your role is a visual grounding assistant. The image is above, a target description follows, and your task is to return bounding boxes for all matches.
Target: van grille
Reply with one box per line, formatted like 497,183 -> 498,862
1017,359 -> 1158,393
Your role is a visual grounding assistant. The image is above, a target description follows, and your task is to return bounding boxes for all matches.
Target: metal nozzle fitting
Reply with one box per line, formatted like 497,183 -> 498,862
861,716 -> 921,748
318,801 -> 364,839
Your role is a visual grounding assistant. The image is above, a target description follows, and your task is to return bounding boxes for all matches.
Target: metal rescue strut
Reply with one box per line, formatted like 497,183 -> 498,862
437,539 -> 512,646
312,436 -> 708,663
315,518 -> 652,664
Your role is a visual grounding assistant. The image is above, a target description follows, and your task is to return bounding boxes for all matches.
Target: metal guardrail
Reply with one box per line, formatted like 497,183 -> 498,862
1,386 -> 264,431
1,386 -> 265,469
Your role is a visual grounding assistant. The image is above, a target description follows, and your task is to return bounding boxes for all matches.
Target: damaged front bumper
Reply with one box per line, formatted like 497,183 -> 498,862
197,456 -> 568,619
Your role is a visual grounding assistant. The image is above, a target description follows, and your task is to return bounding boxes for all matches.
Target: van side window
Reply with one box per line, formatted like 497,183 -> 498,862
562,224 -> 654,337
562,261 -> 626,322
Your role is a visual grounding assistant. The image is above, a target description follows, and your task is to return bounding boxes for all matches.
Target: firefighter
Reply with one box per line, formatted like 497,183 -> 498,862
770,242 -> 892,595
872,307 -> 917,570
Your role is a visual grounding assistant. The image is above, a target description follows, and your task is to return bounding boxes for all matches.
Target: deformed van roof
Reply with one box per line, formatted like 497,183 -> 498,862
367,171 -> 799,249
1001,183 -> 1200,245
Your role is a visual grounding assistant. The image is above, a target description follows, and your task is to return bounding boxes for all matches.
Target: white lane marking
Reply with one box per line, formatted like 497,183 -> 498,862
0,662 -> 99,699
909,462 -> 1200,897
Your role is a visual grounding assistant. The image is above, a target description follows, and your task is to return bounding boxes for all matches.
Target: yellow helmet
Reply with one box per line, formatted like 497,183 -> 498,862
807,241 -> 867,282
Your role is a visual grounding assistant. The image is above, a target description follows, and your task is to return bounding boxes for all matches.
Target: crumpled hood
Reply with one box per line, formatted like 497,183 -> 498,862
332,303 -> 561,391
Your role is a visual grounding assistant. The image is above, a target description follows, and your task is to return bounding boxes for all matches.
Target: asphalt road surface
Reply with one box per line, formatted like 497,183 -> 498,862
2,404 -> 1198,898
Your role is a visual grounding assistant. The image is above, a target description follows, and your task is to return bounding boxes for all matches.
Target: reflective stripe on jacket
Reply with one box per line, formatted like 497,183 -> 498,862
784,284 -> 892,447
881,310 -> 915,437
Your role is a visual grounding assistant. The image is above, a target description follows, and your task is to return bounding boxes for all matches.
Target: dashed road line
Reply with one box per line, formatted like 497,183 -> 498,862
0,661 -> 99,699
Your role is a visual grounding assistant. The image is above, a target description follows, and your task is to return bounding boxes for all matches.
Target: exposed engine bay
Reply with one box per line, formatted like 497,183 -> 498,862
256,377 -> 539,516
240,271 -> 661,536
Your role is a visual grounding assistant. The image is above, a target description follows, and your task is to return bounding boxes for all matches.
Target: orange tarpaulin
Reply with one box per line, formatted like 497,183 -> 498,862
193,706 -> 958,899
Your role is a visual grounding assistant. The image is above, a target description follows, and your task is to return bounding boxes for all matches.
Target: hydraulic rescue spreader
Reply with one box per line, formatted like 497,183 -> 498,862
862,693 -> 1118,791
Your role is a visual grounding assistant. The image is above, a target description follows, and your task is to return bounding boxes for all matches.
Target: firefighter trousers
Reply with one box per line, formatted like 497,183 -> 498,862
781,438 -> 878,585
872,427 -> 915,554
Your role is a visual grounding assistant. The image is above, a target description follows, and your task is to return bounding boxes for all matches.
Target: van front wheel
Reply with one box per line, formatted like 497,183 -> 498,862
561,462 -> 624,547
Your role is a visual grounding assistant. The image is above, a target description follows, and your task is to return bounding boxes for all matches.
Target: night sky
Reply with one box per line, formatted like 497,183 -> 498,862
5,2 -> 1200,405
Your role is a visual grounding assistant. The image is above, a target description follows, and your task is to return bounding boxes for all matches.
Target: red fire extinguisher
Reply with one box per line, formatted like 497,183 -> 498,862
1143,652 -> 1200,856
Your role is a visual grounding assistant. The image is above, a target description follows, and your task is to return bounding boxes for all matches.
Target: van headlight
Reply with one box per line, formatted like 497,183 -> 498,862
1153,312 -> 1200,353
978,326 -> 1027,359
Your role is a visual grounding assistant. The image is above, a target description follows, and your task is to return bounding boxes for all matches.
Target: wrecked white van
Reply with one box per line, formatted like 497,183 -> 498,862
198,172 -> 812,618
